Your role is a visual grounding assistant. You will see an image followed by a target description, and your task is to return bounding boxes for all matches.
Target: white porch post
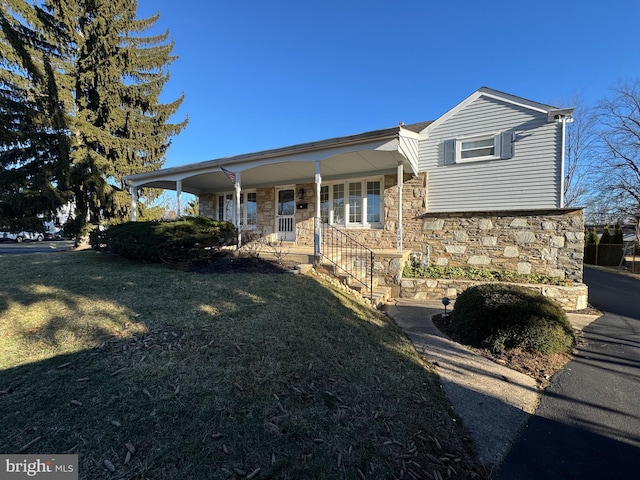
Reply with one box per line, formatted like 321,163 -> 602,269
314,160 -> 322,260
176,179 -> 182,218
397,163 -> 403,253
234,171 -> 242,248
129,185 -> 138,222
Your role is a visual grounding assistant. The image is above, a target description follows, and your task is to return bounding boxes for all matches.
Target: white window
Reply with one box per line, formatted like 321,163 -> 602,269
460,136 -> 496,160
320,178 -> 382,227
444,131 -> 514,165
217,191 -> 257,228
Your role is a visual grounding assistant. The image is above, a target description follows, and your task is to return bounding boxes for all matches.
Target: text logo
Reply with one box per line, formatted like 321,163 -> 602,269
1,455 -> 78,479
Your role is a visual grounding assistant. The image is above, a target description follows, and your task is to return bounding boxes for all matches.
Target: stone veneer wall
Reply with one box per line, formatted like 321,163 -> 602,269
408,209 -> 585,283
400,278 -> 588,311
372,252 -> 588,311
199,179 -> 585,286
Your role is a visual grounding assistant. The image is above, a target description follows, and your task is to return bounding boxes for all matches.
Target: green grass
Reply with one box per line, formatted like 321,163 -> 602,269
0,251 -> 484,479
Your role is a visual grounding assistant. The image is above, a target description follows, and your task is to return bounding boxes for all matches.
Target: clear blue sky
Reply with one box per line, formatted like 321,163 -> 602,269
137,0 -> 640,169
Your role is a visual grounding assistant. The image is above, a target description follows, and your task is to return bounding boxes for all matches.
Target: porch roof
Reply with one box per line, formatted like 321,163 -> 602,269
124,123 -> 428,194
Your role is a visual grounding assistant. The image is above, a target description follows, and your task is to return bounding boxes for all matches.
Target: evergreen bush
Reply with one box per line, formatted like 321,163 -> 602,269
90,217 -> 237,265
584,227 -> 599,265
448,284 -> 576,355
600,224 -> 612,244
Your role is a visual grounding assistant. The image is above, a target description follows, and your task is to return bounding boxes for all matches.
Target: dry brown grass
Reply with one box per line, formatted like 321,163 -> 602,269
0,251 -> 486,479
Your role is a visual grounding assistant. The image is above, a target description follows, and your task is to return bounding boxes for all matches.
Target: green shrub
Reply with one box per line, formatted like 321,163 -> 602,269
402,265 -> 568,286
90,217 -> 237,265
600,224 -> 612,244
448,284 -> 576,355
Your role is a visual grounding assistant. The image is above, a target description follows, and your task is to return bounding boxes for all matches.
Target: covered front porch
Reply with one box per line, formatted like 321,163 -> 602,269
124,124 -> 424,256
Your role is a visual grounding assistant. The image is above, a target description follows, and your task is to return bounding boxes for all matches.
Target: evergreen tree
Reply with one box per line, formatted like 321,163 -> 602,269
585,227 -> 598,244
43,0 -> 187,235
0,0 -> 72,231
600,224 -> 612,244
613,223 -> 623,244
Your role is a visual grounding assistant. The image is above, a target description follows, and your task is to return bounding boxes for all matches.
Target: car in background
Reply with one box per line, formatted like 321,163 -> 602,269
44,231 -> 62,240
0,231 -> 44,242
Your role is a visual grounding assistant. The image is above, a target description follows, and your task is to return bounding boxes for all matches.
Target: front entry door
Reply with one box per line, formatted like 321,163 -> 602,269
276,188 -> 296,241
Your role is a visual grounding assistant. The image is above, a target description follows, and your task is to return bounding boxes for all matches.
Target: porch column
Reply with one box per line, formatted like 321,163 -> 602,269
314,160 -> 322,260
397,163 -> 403,253
176,179 -> 182,218
234,171 -> 242,248
129,185 -> 138,222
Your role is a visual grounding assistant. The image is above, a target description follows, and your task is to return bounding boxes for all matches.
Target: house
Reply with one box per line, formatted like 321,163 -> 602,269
124,87 -> 587,308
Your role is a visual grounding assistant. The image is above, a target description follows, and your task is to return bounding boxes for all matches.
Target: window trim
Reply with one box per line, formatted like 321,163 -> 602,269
456,132 -> 501,163
216,190 -> 257,229
320,176 -> 383,228
444,130 -> 514,165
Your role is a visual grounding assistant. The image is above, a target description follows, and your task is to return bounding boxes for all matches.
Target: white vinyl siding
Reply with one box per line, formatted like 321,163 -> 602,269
419,95 -> 561,211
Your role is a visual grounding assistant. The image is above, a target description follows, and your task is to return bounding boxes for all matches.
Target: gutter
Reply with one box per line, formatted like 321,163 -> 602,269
124,126 -> 403,185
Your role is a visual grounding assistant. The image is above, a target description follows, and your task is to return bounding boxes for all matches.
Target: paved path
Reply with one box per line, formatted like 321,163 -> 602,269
384,300 -> 541,468
495,268 -> 640,479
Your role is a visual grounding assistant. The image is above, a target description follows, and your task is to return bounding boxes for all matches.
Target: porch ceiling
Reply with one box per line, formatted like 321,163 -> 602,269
125,125 -> 420,194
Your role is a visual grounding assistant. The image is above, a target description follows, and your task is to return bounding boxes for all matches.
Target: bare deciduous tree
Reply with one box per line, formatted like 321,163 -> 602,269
563,93 -> 599,207
597,80 -> 640,241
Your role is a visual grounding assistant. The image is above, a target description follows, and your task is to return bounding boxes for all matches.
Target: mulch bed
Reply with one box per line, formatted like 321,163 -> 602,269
432,313 -> 575,388
189,255 -> 299,274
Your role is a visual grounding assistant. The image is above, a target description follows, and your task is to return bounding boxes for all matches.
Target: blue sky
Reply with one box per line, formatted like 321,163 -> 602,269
137,0 -> 640,169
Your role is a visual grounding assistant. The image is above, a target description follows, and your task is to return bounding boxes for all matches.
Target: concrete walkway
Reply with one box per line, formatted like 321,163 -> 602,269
383,299 -> 599,471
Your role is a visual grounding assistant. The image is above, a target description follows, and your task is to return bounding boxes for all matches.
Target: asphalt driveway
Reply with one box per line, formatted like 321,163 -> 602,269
0,240 -> 75,255
495,267 -> 640,479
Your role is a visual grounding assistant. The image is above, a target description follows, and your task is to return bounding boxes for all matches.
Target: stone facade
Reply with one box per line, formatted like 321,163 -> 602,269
198,174 -> 585,286
409,209 -> 584,282
400,277 -> 589,311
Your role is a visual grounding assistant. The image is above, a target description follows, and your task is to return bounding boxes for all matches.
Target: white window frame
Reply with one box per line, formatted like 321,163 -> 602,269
456,132 -> 501,163
320,177 -> 383,228
217,190 -> 257,229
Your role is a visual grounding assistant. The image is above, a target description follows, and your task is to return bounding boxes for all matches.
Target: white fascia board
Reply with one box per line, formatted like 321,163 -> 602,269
124,128 -> 401,186
421,87 -> 559,139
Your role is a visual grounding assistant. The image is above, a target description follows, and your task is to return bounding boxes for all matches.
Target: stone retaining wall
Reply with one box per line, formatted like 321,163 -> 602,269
374,251 -> 588,311
399,277 -> 588,311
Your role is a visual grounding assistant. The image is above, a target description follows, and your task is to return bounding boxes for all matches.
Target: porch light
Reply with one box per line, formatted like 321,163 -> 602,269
442,297 -> 451,318
298,188 -> 305,200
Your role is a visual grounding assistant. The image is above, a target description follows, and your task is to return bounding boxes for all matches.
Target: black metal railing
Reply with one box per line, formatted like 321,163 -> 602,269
315,218 -> 375,302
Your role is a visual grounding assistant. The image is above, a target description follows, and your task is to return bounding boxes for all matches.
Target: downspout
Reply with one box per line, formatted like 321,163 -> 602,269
234,171 -> 242,248
559,117 -> 566,208
314,160 -> 322,262
397,163 -> 403,253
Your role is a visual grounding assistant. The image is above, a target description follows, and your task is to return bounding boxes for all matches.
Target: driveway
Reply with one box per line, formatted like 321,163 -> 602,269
495,267 -> 640,479
0,240 -> 75,255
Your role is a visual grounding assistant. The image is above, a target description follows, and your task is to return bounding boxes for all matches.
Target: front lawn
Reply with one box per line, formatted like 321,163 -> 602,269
0,251 -> 484,479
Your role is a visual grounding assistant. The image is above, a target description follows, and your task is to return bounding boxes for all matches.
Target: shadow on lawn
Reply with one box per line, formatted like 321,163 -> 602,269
0,252 -> 487,479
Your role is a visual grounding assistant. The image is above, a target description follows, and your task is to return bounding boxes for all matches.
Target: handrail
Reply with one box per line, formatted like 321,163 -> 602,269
315,218 -> 374,303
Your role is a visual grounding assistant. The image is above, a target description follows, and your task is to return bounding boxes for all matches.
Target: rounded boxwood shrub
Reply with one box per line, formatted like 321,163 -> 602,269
90,217 -> 237,265
448,284 -> 576,355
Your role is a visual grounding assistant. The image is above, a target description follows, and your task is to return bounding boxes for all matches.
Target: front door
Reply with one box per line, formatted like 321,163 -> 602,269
276,188 -> 296,241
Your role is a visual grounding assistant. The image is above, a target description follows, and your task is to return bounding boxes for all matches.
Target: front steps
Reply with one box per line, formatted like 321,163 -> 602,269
315,261 -> 392,309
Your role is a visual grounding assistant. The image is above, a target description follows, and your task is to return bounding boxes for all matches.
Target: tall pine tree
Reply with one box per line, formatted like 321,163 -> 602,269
1,0 -> 186,236
45,0 -> 187,235
0,0 -> 72,232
